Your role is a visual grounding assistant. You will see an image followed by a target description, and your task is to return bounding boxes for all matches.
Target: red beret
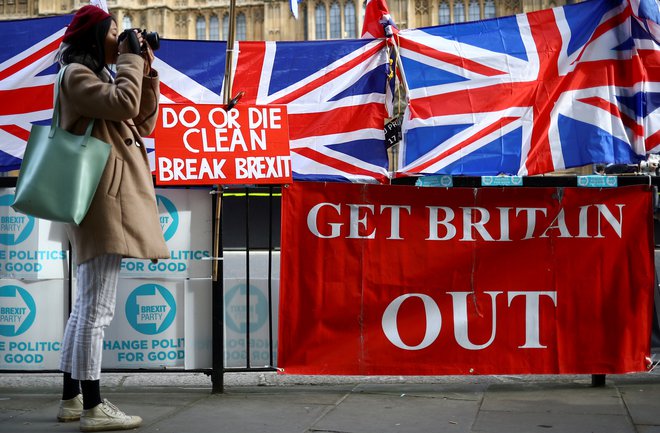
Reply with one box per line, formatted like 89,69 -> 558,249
63,5 -> 112,43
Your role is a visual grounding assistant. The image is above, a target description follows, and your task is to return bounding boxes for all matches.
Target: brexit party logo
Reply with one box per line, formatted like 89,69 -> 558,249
125,284 -> 177,335
225,283 -> 268,333
0,195 -> 34,246
156,195 -> 179,242
0,285 -> 36,337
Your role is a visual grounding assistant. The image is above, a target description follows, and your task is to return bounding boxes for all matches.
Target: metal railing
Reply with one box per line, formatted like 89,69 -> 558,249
213,185 -> 281,392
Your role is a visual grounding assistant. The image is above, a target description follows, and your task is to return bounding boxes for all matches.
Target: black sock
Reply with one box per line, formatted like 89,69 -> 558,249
81,380 -> 102,410
62,372 -> 80,400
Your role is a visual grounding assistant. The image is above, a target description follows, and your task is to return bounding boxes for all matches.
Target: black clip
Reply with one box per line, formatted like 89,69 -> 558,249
227,91 -> 246,110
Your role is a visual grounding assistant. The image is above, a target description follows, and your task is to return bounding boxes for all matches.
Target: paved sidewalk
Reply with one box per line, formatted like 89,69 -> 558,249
1,371 -> 659,433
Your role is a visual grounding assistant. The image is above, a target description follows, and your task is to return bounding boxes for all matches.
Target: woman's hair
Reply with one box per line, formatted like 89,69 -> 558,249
58,16 -> 114,74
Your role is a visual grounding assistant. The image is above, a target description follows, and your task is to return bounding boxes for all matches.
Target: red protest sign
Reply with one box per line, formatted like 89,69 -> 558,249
279,182 -> 655,375
154,104 -> 292,185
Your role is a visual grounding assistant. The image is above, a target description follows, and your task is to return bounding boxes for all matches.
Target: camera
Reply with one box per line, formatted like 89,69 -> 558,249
118,28 -> 160,54
141,30 -> 160,51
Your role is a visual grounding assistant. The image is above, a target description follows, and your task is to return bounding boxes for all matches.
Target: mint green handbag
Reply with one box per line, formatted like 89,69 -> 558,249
12,65 -> 111,225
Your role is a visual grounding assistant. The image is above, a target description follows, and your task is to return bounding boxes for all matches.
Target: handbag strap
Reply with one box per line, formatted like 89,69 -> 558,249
50,64 -> 95,143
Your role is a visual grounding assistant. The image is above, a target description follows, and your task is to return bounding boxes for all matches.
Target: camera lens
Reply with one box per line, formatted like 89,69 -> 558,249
143,31 -> 160,51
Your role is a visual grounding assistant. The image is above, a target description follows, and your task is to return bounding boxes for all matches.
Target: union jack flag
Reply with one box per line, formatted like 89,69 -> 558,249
0,15 -> 69,171
396,0 -> 660,176
362,0 -> 399,39
230,40 -> 389,183
134,38 -> 391,182
0,16 -> 390,183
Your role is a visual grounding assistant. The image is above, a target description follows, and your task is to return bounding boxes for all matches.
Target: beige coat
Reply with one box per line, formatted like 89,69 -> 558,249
59,54 -> 169,265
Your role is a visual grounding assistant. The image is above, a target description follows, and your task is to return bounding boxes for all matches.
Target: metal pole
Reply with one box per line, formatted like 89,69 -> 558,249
213,0 -> 237,282
211,0 -> 237,393
211,193 -> 225,393
244,186 -> 251,369
223,0 -> 237,107
267,185 -> 275,367
591,374 -> 606,387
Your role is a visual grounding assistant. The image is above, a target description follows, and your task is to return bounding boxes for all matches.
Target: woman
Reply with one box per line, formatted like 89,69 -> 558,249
55,5 -> 169,431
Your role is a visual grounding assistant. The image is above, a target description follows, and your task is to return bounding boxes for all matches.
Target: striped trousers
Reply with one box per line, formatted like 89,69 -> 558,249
60,254 -> 122,381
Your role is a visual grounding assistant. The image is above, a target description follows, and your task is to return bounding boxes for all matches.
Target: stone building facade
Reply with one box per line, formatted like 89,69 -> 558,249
1,0 -> 573,41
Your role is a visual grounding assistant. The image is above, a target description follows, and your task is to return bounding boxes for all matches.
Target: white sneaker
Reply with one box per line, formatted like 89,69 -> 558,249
79,399 -> 142,432
58,394 -> 84,422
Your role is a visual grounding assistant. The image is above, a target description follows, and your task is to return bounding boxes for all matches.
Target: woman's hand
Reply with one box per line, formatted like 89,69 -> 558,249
118,29 -> 142,55
117,30 -> 155,76
142,43 -> 155,77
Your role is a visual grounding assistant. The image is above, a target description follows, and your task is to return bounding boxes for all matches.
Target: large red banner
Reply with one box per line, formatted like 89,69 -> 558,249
279,182 -> 655,375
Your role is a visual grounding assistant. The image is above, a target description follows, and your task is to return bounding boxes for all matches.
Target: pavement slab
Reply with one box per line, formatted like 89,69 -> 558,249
312,391 -> 480,433
141,391 -> 340,433
480,382 -> 625,415
616,381 -> 660,426
472,410 -> 635,433
0,372 -> 659,433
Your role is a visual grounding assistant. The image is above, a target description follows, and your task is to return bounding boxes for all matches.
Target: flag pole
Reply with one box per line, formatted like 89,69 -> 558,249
223,0 -> 237,106
213,0 -> 237,282
389,37 -> 408,174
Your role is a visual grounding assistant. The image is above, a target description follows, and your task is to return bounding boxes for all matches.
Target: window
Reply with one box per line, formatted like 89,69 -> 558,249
484,0 -> 495,18
315,4 -> 327,39
453,1 -> 465,22
236,13 -> 247,40
223,14 -> 229,40
468,0 -> 480,21
210,15 -> 219,40
122,15 -> 132,30
196,16 -> 206,39
330,2 -> 341,39
344,1 -> 356,38
438,1 -> 450,25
